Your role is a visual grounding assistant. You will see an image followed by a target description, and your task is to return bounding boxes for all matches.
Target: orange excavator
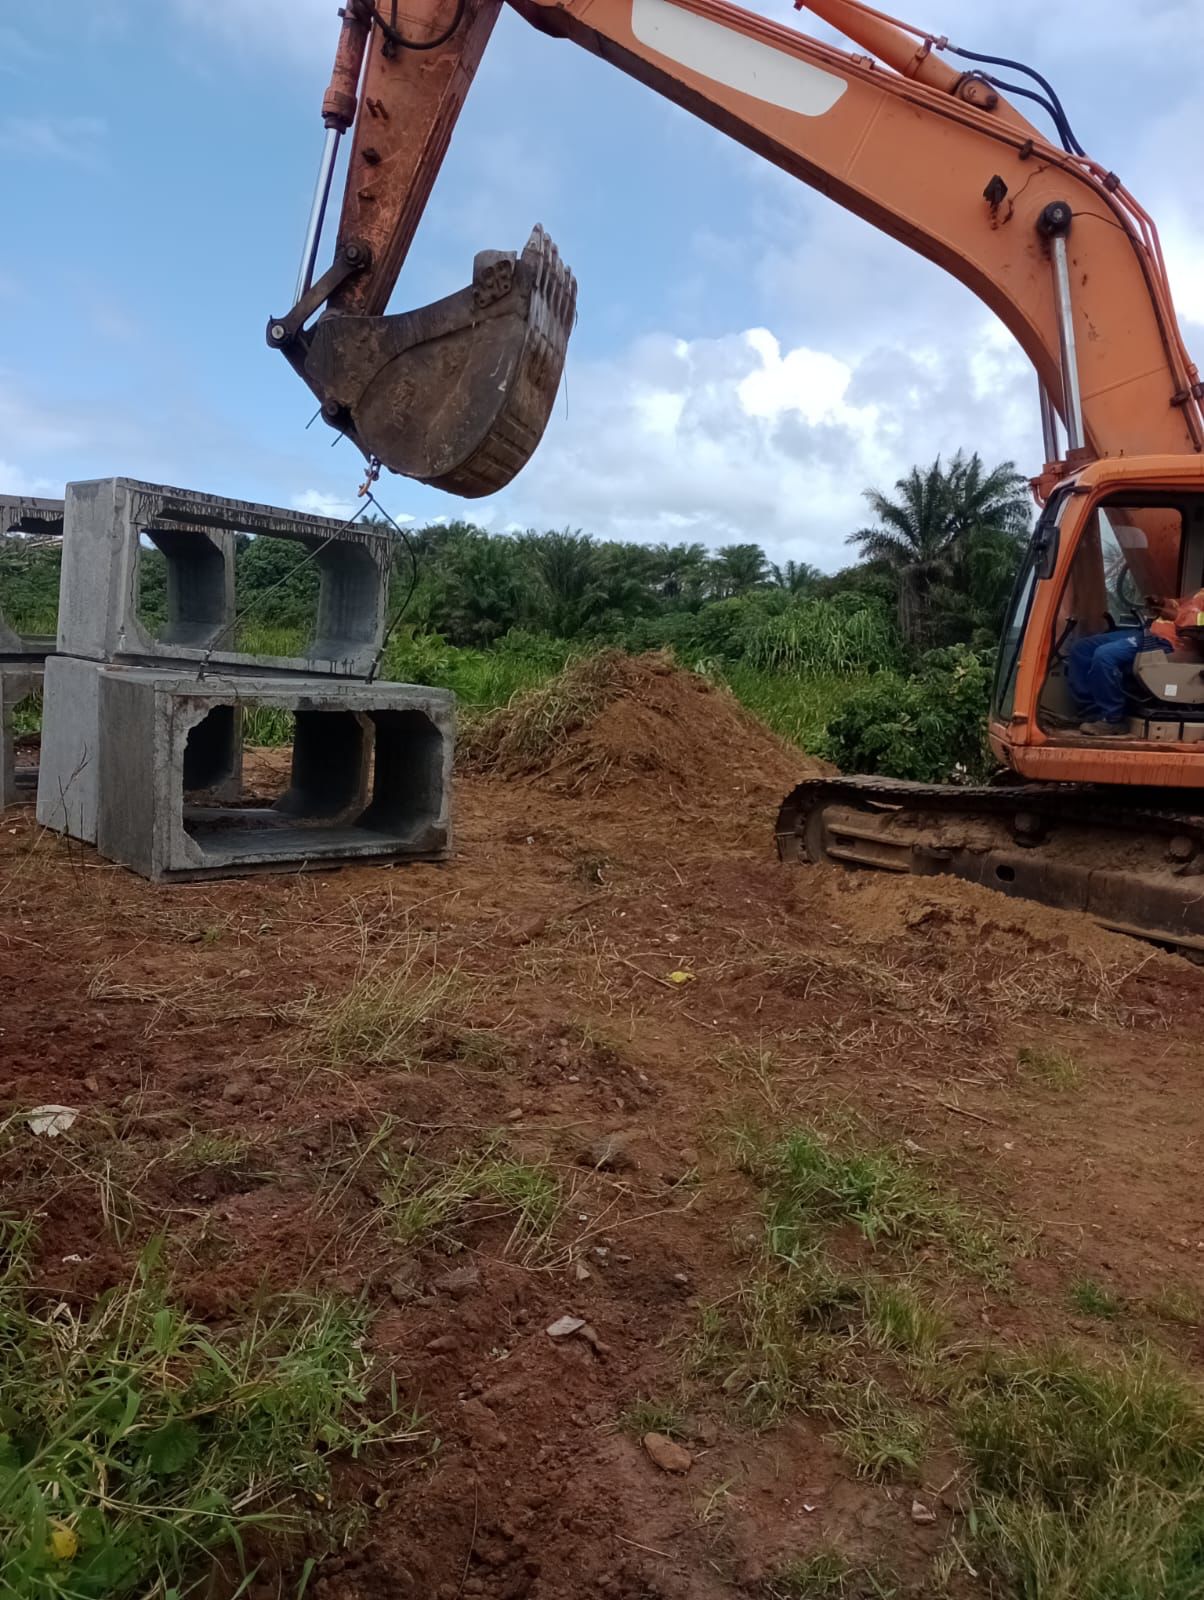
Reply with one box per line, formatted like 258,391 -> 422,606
269,0 -> 1204,950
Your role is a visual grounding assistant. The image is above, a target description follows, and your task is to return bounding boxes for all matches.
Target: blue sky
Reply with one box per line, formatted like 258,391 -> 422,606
3,0 -> 1201,566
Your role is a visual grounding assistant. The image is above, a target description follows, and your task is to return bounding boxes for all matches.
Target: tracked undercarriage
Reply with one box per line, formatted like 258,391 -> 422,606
776,777 -> 1204,955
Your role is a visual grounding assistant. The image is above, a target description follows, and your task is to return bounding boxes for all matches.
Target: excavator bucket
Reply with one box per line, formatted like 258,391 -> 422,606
300,227 -> 576,498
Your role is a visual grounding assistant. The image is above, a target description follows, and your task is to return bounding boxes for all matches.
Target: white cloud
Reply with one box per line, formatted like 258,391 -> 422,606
169,0 -> 336,61
492,319 -> 1037,564
292,489 -> 356,520
0,115 -> 107,168
0,461 -> 59,498
292,487 -> 419,527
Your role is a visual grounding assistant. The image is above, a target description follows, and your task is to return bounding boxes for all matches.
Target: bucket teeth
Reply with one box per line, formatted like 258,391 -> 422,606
300,226 -> 577,499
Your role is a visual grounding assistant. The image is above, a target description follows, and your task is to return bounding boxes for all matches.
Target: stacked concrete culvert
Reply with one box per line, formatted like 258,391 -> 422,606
33,477 -> 453,880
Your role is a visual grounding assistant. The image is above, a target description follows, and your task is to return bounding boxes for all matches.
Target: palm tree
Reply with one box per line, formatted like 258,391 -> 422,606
770,558 -> 821,594
848,452 -> 1029,646
712,543 -> 770,597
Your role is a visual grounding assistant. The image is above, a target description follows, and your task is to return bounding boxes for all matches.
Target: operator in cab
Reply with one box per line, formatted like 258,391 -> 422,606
1069,589 -> 1204,737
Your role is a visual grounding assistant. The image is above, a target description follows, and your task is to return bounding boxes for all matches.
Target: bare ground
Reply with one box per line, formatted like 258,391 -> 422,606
3,660 -> 1204,1598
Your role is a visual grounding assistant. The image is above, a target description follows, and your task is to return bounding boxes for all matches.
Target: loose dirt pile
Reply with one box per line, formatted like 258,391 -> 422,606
466,651 -> 822,814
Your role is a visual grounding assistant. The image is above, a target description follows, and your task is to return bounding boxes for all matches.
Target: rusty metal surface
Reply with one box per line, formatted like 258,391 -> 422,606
776,774 -> 1204,953
300,226 -> 576,496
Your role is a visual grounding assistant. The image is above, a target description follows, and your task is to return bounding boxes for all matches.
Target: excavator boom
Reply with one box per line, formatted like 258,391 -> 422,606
275,0 -> 1201,490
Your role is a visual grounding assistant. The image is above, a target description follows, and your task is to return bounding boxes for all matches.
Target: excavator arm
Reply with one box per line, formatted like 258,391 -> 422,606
273,0 -> 1203,493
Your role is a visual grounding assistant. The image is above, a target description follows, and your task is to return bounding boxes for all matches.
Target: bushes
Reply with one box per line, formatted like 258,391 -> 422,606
819,645 -> 994,783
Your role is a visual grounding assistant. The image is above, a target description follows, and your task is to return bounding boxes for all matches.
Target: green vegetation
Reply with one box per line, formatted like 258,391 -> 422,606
818,645 -> 996,783
292,938 -> 470,1070
1069,1277 -> 1125,1320
766,1548 -> 900,1598
377,1142 -> 562,1260
0,1220 -> 416,1600
749,1125 -> 1005,1277
2,452 -> 1030,781
690,1124 -> 991,1445
1017,1044 -> 1081,1089
956,1347 -> 1204,1598
616,1399 -> 690,1440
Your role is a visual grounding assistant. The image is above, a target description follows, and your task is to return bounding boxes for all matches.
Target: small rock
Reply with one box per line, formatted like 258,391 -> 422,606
573,1259 -> 592,1282
388,1259 -> 423,1304
642,1432 -> 692,1475
545,1315 -> 585,1340
434,1264 -> 480,1298
426,1334 -> 460,1354
506,1107 -> 524,1122
460,1398 -> 505,1451
911,1499 -> 937,1525
578,1132 -> 637,1172
221,1078 -> 250,1104
678,1146 -> 699,1166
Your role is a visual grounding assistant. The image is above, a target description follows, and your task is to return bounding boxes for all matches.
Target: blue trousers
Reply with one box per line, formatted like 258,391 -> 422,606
1067,629 -> 1166,723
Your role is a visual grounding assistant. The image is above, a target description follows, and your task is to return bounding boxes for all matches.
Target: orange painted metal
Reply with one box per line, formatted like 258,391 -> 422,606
506,0 -> 1202,461
329,0 -> 503,318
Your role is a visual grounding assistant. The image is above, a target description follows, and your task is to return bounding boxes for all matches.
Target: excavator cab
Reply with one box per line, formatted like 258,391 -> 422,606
990,461 -> 1204,779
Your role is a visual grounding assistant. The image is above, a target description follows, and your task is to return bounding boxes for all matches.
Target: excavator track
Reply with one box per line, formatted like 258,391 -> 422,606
776,776 -> 1204,954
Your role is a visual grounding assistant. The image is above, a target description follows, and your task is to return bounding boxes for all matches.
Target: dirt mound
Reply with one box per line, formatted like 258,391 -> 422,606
801,866 -> 1184,976
466,650 -> 823,814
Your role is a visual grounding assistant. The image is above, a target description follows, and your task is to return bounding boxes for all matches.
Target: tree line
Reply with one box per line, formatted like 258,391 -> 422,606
1,450 -> 1032,664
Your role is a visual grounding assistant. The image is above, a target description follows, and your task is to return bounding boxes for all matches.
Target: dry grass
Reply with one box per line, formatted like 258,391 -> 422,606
291,933 -> 474,1070
86,959 -> 286,1036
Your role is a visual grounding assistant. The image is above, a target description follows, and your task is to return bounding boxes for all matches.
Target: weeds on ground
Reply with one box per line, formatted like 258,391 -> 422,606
166,1130 -> 259,1173
827,1382 -> 928,1478
617,1399 -> 689,1440
0,1220 -> 419,1600
377,1139 -> 563,1262
1069,1277 -> 1124,1320
293,935 -> 472,1070
955,1345 -> 1204,1598
1018,1045 -> 1081,1089
764,1547 -> 900,1598
742,1124 -> 1008,1281
1146,1281 -> 1204,1327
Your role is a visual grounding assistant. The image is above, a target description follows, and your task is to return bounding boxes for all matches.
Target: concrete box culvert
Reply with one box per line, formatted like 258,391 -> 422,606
87,668 -> 453,881
57,478 -> 394,678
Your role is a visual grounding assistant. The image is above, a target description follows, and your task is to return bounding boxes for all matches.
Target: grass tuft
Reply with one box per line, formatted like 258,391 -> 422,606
0,1220 -> 418,1600
294,936 -> 471,1069
616,1399 -> 689,1440
751,1125 -> 1006,1280
1018,1044 -> 1081,1089
1069,1276 -> 1124,1320
955,1345 -> 1204,1598
377,1142 -> 563,1261
765,1548 -> 900,1598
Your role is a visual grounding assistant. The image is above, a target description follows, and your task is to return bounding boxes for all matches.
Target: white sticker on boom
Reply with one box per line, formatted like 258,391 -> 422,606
1165,682 -> 1180,696
631,0 -> 848,118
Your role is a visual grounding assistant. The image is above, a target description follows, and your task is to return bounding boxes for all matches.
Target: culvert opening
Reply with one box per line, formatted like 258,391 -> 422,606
181,704 -> 447,864
138,528 -> 229,649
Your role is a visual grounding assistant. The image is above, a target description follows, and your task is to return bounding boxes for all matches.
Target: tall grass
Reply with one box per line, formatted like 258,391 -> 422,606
720,665 -> 873,751
739,601 -> 898,676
